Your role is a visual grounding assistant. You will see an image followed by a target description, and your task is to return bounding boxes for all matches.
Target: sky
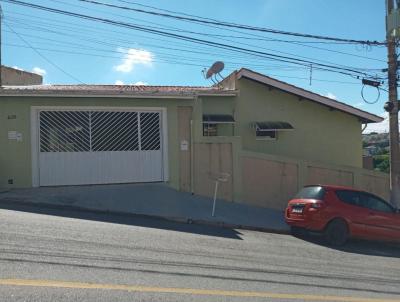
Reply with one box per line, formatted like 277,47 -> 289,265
2,0 -> 392,132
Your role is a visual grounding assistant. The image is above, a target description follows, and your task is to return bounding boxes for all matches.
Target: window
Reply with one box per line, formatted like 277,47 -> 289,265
40,111 -> 90,152
202,114 -> 235,137
140,112 -> 161,150
294,186 -> 325,200
360,193 -> 395,213
203,123 -> 218,136
91,111 -> 139,151
256,129 -> 276,140
335,190 -> 362,207
252,121 -> 293,141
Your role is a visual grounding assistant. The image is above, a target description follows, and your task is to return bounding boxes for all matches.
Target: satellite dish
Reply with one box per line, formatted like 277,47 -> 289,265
206,61 -> 224,79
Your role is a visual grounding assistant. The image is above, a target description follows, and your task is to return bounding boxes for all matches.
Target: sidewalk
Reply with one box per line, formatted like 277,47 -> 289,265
0,183 -> 290,234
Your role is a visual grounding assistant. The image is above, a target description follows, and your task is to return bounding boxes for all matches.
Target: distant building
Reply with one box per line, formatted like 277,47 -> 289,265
363,155 -> 374,170
363,145 -> 378,156
1,66 -> 43,86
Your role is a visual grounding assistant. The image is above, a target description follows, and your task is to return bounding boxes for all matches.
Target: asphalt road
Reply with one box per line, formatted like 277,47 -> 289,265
0,203 -> 399,302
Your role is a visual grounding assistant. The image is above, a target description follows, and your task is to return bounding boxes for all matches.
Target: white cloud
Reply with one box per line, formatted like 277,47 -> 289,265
114,48 -> 153,73
12,66 -> 23,71
133,81 -> 148,85
364,112 -> 389,133
115,80 -> 124,85
354,102 -> 365,108
32,67 -> 46,76
325,92 -> 337,100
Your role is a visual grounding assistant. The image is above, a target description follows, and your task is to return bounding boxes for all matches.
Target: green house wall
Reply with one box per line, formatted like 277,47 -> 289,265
0,79 -> 364,189
234,78 -> 363,167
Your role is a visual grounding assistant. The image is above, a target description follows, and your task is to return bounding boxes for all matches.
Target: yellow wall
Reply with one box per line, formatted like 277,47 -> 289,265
0,78 -> 365,192
235,78 -> 363,168
0,97 -> 185,188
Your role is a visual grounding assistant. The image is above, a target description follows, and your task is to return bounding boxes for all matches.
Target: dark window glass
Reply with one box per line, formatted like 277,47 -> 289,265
203,123 -> 217,136
40,111 -> 90,152
360,193 -> 394,213
335,190 -> 362,207
294,186 -> 325,200
256,130 -> 276,139
91,111 -> 139,151
140,112 -> 161,150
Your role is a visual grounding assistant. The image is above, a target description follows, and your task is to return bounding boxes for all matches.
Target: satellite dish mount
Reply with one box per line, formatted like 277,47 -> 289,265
203,61 -> 225,85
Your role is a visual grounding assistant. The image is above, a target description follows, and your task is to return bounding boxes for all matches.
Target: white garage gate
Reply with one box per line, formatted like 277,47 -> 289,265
32,108 -> 167,186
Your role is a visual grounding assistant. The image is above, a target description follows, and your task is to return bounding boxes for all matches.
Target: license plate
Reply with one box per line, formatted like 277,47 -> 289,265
292,207 -> 304,214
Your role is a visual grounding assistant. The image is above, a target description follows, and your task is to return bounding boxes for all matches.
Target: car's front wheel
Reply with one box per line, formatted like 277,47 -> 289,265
324,219 -> 348,246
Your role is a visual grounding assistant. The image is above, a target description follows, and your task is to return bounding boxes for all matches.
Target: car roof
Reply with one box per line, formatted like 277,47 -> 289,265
304,184 -> 363,191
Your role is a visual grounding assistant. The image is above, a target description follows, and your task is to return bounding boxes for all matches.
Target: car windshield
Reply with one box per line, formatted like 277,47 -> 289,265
294,186 -> 325,200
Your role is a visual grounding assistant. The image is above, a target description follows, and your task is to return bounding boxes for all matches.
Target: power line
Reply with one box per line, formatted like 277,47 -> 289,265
4,43 -> 365,85
79,0 -> 386,46
8,15 -> 381,73
1,0 -> 384,79
52,0 -> 387,63
6,12 -> 386,70
4,17 -> 309,68
5,22 -> 85,83
4,21 -> 310,72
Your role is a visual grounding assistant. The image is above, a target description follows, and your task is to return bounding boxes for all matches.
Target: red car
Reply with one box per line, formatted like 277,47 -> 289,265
285,185 -> 400,246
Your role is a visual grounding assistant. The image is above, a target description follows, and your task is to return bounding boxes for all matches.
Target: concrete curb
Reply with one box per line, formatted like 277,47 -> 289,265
0,198 -> 290,235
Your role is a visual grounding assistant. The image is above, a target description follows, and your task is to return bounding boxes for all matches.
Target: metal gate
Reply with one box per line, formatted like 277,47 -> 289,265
38,109 -> 163,186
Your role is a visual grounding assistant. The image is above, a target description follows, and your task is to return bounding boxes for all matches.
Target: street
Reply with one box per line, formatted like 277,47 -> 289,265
0,203 -> 399,302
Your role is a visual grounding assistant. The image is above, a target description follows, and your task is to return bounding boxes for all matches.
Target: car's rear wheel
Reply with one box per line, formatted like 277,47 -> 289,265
324,219 -> 348,246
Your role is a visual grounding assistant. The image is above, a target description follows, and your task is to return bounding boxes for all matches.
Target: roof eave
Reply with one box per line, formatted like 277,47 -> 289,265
0,90 -> 238,98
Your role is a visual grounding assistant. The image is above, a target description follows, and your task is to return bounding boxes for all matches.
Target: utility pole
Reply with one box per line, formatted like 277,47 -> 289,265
386,0 -> 400,208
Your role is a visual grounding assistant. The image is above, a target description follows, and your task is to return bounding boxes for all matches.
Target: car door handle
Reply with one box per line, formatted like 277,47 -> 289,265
368,212 -> 376,216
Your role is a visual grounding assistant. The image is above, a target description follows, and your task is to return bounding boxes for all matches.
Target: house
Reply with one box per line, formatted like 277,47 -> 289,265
0,68 -> 388,209
1,66 -> 43,86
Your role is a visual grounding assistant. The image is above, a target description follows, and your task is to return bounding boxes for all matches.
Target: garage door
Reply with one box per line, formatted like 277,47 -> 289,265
38,109 -> 164,186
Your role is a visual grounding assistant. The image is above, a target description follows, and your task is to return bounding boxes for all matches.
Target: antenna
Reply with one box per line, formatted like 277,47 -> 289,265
203,61 -> 225,85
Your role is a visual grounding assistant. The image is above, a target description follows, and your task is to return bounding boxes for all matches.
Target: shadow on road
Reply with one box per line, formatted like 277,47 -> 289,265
0,201 -> 243,240
295,233 -> 400,258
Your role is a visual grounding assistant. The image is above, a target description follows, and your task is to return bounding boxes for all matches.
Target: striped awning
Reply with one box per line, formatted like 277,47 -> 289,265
253,121 -> 294,131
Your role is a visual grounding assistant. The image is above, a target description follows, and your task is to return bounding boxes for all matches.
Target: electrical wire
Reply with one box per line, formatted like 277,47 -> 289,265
4,18 -> 311,70
49,0 -> 387,63
2,0 -> 385,80
78,0 -> 385,46
4,22 -> 85,83
6,13 -> 386,73
6,42 -> 367,85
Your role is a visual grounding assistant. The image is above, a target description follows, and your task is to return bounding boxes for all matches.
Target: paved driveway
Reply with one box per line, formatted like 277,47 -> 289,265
0,183 -> 289,232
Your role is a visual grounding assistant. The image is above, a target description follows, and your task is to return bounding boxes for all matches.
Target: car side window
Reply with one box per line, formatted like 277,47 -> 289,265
335,190 -> 362,207
359,193 -> 394,213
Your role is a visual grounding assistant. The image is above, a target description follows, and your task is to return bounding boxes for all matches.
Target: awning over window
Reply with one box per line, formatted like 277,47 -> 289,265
203,114 -> 235,124
253,121 -> 294,131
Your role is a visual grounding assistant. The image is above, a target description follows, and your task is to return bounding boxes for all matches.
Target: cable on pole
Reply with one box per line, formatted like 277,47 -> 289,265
361,78 -> 382,104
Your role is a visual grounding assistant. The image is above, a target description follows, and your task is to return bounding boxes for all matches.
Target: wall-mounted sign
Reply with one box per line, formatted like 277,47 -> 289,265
8,131 -> 23,142
8,131 -> 17,140
180,140 -> 189,151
